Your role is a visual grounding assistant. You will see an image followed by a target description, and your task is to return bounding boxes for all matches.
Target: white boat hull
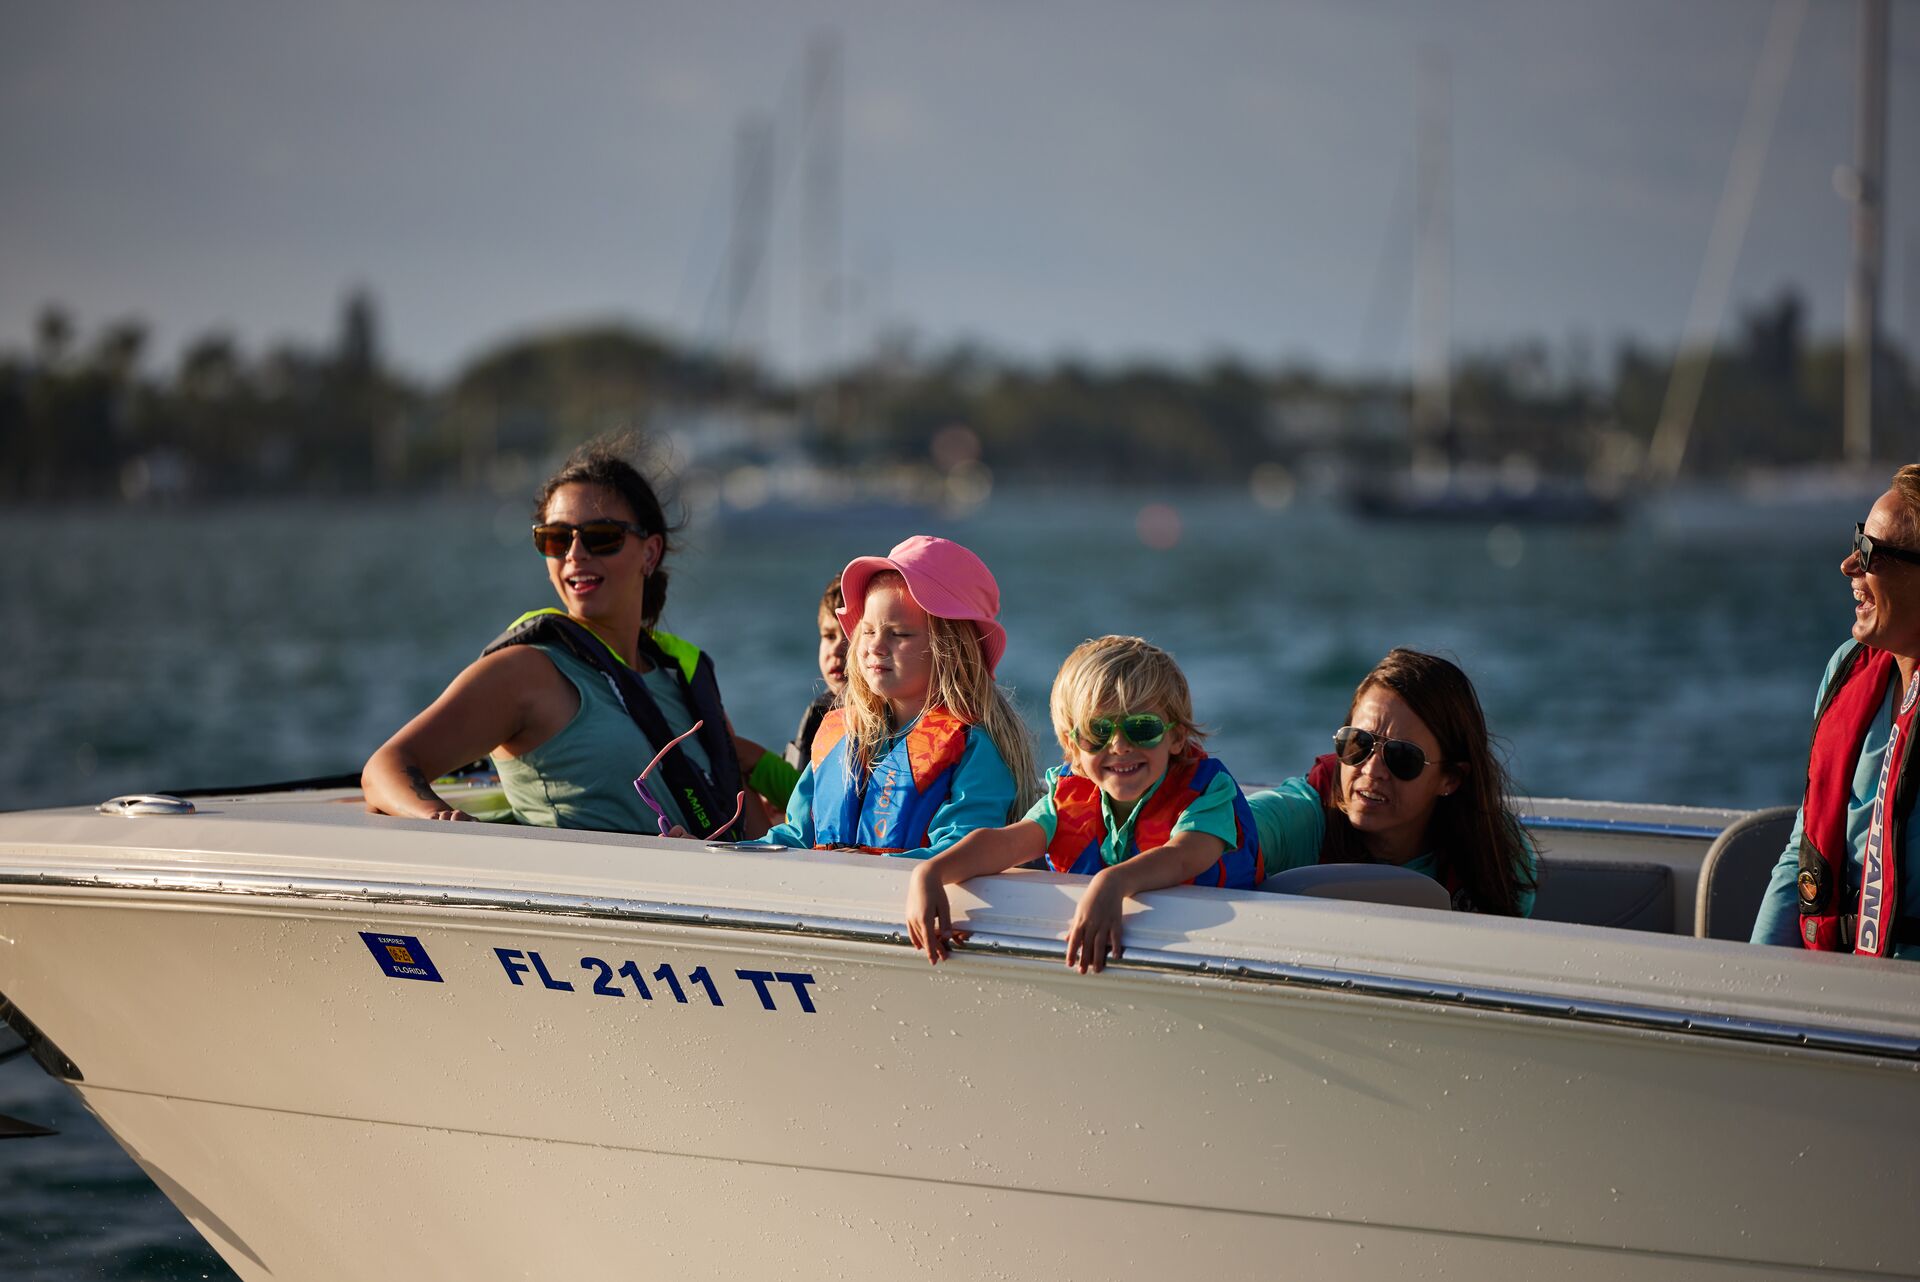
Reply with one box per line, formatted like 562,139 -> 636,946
3,792 -> 1918,1279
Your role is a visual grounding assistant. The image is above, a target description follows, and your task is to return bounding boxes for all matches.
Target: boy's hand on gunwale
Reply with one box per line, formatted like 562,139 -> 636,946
1065,869 -> 1128,974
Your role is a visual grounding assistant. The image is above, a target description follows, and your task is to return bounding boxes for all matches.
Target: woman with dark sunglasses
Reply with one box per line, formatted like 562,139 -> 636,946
1751,465 -> 1920,959
361,438 -> 780,836
1245,649 -> 1536,916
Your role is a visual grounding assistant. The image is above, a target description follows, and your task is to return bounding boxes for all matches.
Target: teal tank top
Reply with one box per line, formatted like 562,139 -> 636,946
493,643 -> 713,833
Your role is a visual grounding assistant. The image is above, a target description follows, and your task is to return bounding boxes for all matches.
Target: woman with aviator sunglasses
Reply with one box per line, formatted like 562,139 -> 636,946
362,437 -> 777,837
1246,648 -> 1536,916
1751,465 -> 1920,959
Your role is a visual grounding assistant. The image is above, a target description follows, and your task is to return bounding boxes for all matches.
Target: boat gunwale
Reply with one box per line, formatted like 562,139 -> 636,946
1519,814 -> 1728,840
4,865 -> 1917,1065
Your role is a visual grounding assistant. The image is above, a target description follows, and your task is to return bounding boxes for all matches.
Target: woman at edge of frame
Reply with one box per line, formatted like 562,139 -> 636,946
1752,463 -> 1920,960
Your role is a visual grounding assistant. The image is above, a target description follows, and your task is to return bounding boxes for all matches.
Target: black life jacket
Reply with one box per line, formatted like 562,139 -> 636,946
482,609 -> 744,836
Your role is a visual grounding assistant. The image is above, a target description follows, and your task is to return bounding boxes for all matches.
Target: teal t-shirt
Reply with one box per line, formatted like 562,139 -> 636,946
767,717 -> 1016,859
493,643 -> 711,834
1024,762 -> 1240,867
1247,776 -> 1538,917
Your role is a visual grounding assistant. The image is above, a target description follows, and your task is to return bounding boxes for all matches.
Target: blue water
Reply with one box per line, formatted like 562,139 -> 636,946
0,484 -> 1868,1276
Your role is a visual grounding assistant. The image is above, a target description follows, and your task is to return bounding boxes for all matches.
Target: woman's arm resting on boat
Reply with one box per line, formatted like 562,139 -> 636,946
362,648 -> 568,821
1065,831 -> 1229,975
906,820 -> 1049,964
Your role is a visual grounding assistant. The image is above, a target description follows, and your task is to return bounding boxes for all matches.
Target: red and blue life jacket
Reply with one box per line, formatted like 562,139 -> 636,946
1043,749 -> 1264,889
809,707 -> 972,854
1797,641 -> 1919,955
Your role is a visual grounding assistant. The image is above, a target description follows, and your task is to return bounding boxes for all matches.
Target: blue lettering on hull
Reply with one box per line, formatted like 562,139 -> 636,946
357,935 -> 823,1013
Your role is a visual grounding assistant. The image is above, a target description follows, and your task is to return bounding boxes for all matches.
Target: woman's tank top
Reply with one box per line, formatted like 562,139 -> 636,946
493,643 -> 712,833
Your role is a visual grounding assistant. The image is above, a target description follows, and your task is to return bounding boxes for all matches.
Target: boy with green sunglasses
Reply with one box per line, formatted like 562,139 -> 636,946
905,635 -> 1264,973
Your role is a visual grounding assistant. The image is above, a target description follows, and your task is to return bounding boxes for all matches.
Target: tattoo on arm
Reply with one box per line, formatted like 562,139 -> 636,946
404,766 -> 441,805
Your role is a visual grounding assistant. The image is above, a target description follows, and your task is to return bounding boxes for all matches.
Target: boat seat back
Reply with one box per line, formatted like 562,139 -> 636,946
1258,863 -> 1451,911
1693,805 -> 1795,941
1532,858 -> 1673,932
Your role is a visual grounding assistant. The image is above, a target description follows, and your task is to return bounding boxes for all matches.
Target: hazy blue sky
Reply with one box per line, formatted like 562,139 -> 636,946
1,0 -> 1914,380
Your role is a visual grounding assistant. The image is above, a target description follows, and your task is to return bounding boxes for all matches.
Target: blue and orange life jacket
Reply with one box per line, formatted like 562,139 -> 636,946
809,707 -> 973,854
1043,749 -> 1264,889
1797,641 -> 1920,955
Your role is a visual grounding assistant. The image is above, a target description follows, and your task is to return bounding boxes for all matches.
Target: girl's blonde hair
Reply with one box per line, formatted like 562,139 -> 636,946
840,571 -> 1039,816
1048,635 -> 1205,759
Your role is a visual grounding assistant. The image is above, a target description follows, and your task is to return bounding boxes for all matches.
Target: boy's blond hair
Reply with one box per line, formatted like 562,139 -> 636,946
1048,635 -> 1205,759
840,570 -> 1040,817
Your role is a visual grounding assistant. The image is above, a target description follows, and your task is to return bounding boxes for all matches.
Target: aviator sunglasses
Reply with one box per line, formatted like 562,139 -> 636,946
1075,712 -> 1169,752
1332,725 -> 1439,781
1852,523 -> 1920,575
531,519 -> 648,558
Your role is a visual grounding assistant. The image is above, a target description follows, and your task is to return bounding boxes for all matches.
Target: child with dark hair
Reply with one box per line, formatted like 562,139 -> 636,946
784,576 -> 849,770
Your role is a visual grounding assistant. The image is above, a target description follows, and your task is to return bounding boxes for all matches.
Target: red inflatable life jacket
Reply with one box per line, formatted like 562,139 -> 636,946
1796,642 -> 1920,955
808,707 -> 972,854
1043,748 -> 1264,889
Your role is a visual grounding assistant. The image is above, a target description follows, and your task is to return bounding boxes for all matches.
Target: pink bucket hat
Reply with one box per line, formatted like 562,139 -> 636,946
837,535 -> 1008,674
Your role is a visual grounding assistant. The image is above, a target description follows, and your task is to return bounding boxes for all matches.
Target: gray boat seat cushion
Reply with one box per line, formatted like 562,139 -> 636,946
1258,863 -> 1452,911
1695,806 -> 1796,941
1532,858 -> 1673,932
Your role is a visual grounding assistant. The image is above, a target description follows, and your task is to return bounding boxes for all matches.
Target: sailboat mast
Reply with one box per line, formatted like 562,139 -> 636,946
1412,47 -> 1451,480
1843,0 -> 1888,466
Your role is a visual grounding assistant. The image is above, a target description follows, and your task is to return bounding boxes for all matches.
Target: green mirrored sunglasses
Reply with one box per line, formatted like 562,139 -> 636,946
1075,712 -> 1169,751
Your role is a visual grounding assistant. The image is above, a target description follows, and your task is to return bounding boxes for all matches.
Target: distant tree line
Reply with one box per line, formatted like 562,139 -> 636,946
1,287 -> 1913,503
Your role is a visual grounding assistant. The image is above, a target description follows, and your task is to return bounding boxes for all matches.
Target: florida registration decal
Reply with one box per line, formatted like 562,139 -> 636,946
360,931 -> 444,982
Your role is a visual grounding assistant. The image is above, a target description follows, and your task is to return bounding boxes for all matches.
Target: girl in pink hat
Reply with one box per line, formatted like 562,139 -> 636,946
765,535 -> 1038,859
